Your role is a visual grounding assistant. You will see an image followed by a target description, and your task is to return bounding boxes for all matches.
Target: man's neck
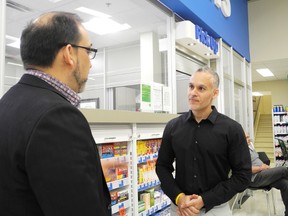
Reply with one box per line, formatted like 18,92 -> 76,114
192,107 -> 213,123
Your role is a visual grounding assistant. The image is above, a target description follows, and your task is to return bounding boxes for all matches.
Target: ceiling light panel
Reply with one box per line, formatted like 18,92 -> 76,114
256,68 -> 274,77
75,7 -> 110,19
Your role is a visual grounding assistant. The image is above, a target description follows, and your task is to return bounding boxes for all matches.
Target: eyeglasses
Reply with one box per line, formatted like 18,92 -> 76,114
60,43 -> 98,60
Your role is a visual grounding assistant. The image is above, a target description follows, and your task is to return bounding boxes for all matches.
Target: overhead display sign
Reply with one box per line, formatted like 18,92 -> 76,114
195,25 -> 218,55
159,0 -> 250,61
176,20 -> 219,59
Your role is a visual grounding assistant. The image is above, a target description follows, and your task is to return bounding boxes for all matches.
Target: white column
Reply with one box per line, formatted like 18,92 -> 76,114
140,32 -> 161,83
0,0 -> 6,97
167,16 -> 176,114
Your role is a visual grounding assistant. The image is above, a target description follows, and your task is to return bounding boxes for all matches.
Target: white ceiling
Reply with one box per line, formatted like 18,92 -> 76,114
5,0 -> 167,60
4,0 -> 288,83
248,0 -> 288,82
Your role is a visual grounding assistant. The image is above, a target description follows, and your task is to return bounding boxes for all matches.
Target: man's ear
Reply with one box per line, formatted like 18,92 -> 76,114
62,45 -> 75,66
213,88 -> 219,99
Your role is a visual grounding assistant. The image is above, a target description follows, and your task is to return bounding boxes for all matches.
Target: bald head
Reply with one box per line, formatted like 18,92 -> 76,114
20,12 -> 83,69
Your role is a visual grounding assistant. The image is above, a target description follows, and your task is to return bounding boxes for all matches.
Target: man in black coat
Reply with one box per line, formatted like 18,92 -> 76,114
0,11 -> 111,216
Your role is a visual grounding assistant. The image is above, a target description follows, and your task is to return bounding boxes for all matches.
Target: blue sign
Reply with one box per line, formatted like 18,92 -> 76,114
195,25 -> 218,55
159,0 -> 250,61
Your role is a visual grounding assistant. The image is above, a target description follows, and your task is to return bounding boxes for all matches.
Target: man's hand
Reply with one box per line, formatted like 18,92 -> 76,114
177,194 -> 204,216
259,164 -> 270,171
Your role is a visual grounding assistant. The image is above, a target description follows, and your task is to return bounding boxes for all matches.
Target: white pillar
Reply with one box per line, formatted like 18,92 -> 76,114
140,32 -> 161,83
0,0 -> 6,97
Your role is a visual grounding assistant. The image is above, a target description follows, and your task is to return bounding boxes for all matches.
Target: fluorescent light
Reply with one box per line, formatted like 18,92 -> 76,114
252,92 -> 263,96
75,7 -> 130,35
188,43 -> 196,46
83,18 -> 131,35
7,40 -> 20,49
75,7 -> 110,19
7,62 -> 23,67
6,35 -> 19,41
6,35 -> 20,49
48,0 -> 64,2
256,68 -> 274,77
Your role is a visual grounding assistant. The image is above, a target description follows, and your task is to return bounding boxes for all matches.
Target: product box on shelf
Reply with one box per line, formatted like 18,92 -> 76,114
100,143 -> 114,158
139,192 -> 150,210
116,166 -> 128,180
138,201 -> 145,213
110,191 -> 118,206
118,189 -> 129,203
98,142 -> 128,159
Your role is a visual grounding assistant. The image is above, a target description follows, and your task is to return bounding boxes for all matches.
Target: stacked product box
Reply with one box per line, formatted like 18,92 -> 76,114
98,142 -> 129,182
138,158 -> 157,184
110,189 -> 129,206
138,189 -> 168,213
137,139 -> 161,156
98,142 -> 128,159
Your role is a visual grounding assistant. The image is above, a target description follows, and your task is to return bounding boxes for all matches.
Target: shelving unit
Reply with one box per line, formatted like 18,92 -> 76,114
81,109 -> 177,215
272,105 -> 288,167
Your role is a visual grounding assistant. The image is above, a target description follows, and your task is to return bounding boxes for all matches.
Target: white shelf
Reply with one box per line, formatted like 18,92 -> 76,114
101,155 -> 129,163
138,199 -> 171,216
274,122 -> 288,125
107,177 -> 129,191
138,180 -> 161,192
273,112 -> 287,115
138,153 -> 158,163
111,200 -> 130,214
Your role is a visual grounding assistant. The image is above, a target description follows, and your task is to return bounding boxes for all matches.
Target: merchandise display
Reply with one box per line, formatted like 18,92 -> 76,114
84,112 -> 177,216
136,139 -> 170,215
272,105 -> 288,167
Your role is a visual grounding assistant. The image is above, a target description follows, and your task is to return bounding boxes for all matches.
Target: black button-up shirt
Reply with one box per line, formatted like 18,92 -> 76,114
156,106 -> 251,212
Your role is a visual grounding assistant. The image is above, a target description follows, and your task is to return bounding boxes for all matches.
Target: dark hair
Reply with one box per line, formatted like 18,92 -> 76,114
195,66 -> 220,88
20,12 -> 83,69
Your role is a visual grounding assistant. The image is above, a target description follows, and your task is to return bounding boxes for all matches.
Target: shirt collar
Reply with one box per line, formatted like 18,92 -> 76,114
186,106 -> 218,124
25,69 -> 81,107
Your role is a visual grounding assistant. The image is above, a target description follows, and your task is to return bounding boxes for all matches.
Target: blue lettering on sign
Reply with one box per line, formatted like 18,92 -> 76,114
195,25 -> 218,55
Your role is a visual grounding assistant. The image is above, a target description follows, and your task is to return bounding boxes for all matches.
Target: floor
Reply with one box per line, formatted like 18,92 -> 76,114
232,188 -> 285,216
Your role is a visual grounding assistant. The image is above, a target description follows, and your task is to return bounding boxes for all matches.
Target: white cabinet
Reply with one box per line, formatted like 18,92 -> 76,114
82,109 -> 177,215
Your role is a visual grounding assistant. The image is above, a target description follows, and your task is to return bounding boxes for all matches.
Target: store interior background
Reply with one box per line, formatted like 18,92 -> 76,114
2,0 -> 288,109
2,0 -> 288,141
1,0 -> 288,215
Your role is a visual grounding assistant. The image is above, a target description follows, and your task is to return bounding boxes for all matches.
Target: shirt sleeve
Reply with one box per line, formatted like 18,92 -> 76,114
201,124 -> 252,212
156,119 -> 183,204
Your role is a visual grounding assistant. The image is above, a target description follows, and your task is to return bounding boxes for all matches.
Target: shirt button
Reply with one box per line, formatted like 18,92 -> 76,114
194,175 -> 197,178
198,125 -> 200,128
194,157 -> 197,161
195,141 -> 198,144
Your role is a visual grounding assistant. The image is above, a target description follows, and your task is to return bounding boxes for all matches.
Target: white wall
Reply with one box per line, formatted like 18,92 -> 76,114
248,0 -> 288,62
253,80 -> 288,107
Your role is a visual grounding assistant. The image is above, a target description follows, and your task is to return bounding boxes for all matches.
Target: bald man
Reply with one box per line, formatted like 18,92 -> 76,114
0,12 -> 111,216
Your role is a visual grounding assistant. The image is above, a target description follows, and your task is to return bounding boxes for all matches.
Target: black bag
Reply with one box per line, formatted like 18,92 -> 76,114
258,152 -> 270,166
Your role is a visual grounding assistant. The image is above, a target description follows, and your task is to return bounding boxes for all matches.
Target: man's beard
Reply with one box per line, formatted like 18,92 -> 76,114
72,62 -> 87,93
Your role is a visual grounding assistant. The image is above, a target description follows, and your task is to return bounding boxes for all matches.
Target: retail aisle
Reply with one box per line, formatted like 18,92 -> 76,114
232,188 -> 285,216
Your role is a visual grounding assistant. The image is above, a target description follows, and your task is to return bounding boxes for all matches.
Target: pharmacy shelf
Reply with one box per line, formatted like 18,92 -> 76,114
273,122 -> 288,125
138,199 -> 171,216
273,112 -> 287,115
101,155 -> 129,163
137,153 -> 158,163
111,200 -> 131,214
107,177 -> 129,191
272,107 -> 288,167
138,180 -> 161,192
81,110 -> 178,215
